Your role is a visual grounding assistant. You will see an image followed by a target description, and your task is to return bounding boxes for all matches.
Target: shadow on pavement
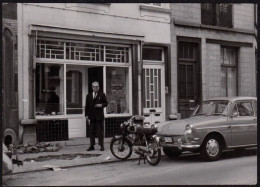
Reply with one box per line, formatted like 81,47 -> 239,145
161,148 -> 257,163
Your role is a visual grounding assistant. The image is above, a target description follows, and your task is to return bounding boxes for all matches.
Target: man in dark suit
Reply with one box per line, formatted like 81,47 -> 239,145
85,81 -> 108,151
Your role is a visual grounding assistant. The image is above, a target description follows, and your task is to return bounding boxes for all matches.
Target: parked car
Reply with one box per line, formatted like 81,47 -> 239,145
157,97 -> 257,161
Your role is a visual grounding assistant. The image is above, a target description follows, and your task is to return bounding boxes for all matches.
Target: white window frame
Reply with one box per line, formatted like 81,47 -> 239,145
35,38 -> 132,119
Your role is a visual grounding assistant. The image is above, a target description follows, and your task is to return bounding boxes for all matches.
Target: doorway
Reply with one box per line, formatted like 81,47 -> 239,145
86,67 -> 104,137
177,41 -> 201,119
142,65 -> 165,126
88,67 -> 103,93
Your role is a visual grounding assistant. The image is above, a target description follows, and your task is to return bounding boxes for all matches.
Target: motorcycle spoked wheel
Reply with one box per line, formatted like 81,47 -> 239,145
110,137 -> 132,160
145,139 -> 161,166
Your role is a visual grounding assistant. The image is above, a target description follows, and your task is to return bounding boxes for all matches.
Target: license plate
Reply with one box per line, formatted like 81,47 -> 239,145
164,137 -> 173,143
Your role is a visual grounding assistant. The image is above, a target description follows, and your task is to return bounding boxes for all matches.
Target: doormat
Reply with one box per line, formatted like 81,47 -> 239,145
24,153 -> 101,162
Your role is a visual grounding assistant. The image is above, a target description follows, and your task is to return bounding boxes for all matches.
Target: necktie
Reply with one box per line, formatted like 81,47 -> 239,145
94,92 -> 97,99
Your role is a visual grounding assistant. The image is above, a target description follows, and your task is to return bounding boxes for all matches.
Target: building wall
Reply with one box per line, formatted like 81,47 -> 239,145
170,3 -> 256,118
17,3 -> 171,124
171,3 -> 255,31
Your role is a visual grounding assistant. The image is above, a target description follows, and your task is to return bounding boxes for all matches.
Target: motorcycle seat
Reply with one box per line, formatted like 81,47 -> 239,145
136,126 -> 157,134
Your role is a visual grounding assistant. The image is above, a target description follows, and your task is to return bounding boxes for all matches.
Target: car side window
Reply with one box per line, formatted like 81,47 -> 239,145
236,101 -> 254,116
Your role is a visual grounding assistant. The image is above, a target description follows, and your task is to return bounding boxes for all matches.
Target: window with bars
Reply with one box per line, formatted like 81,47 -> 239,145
36,39 -> 130,63
201,3 -> 233,28
221,47 -> 237,97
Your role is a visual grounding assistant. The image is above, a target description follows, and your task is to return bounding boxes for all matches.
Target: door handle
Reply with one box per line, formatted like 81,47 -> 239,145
253,118 -> 257,121
227,125 -> 231,129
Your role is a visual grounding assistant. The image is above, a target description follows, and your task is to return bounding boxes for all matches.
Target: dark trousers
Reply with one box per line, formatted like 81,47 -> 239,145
89,119 -> 104,147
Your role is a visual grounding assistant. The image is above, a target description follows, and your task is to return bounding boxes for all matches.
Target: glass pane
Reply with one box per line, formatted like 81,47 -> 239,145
106,67 -> 129,114
66,69 -> 82,114
237,102 -> 254,116
143,48 -> 162,61
36,64 -> 64,116
221,67 -> 227,96
201,3 -> 216,25
227,68 -> 237,96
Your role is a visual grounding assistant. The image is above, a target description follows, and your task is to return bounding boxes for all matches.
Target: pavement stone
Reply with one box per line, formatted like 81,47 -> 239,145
11,138 -> 140,174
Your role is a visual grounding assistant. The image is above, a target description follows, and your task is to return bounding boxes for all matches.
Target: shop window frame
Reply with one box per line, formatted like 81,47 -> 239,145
35,38 -> 133,119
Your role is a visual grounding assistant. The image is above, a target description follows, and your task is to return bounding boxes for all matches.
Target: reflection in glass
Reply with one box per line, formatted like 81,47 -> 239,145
36,64 -> 64,116
66,70 -> 82,114
106,67 -> 129,114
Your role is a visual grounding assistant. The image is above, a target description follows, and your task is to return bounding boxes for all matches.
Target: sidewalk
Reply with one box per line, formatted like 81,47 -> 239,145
11,138 -> 140,174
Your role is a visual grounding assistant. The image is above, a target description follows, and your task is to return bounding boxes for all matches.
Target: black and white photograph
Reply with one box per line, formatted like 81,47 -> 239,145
2,2 -> 258,186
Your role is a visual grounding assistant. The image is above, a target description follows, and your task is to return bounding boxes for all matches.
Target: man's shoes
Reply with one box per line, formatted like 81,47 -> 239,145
100,146 -> 104,151
87,146 -> 95,151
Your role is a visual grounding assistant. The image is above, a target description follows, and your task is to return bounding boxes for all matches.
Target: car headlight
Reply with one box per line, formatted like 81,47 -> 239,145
184,124 -> 193,134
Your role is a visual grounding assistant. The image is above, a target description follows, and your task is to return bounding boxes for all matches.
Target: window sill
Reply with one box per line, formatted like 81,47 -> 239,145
140,5 -> 171,14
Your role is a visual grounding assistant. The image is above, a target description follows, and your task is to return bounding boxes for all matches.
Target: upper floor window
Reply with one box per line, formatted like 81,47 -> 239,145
201,3 -> 233,28
143,3 -> 161,7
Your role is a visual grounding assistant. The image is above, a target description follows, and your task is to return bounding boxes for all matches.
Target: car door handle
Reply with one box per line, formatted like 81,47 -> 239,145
253,118 -> 257,121
227,125 -> 231,129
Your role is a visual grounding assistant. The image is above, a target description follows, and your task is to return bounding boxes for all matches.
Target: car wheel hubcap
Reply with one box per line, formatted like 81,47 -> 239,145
206,139 -> 219,157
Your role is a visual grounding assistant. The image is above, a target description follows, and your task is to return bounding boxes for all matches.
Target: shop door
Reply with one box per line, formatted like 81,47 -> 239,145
66,65 -> 86,138
178,41 -> 200,119
143,65 -> 165,126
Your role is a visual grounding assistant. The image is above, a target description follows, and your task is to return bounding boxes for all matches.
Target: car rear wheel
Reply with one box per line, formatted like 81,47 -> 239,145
163,148 -> 181,158
201,135 -> 222,161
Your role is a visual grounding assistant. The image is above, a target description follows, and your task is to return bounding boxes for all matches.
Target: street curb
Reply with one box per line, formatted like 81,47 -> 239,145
8,155 -> 167,176
7,157 -> 140,175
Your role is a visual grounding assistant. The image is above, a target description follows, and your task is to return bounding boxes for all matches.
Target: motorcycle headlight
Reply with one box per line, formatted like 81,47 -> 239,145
184,124 -> 193,134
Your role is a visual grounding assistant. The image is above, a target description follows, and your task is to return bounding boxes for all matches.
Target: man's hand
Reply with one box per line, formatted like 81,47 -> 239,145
94,104 -> 102,108
85,116 -> 90,125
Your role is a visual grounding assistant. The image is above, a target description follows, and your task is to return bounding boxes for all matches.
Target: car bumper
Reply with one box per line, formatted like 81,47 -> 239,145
162,139 -> 200,151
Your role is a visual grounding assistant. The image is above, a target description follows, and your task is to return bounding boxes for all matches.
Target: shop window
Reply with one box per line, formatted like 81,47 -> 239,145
37,39 -> 129,63
143,47 -> 163,61
201,3 -> 233,28
66,70 -> 82,114
36,64 -> 64,116
221,47 -> 237,97
106,67 -> 129,114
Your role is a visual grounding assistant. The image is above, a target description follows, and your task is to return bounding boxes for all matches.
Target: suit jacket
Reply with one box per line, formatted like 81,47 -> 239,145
85,91 -> 108,121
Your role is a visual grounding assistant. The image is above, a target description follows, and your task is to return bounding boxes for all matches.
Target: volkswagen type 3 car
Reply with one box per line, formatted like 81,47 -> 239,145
157,97 -> 257,161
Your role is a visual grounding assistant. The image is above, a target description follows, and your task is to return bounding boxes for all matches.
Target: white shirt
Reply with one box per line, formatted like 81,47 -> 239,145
93,92 -> 97,99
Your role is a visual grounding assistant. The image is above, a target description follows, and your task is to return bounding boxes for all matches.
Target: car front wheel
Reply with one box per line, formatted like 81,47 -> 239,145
201,135 -> 222,161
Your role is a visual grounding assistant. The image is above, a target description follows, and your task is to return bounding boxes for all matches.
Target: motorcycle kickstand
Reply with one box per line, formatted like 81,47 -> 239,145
138,154 -> 146,165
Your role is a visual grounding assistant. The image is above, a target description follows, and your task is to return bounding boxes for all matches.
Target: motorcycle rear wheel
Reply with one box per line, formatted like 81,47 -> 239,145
146,139 -> 161,166
110,137 -> 132,160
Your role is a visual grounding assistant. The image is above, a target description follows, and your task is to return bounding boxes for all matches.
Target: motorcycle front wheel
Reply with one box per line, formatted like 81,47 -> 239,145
146,139 -> 161,166
110,137 -> 132,160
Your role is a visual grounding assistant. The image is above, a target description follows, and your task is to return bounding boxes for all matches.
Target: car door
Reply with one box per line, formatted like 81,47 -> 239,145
230,100 -> 257,146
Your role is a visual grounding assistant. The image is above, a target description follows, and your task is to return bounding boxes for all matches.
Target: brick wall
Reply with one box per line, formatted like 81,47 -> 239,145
238,47 -> 256,96
171,3 -> 201,24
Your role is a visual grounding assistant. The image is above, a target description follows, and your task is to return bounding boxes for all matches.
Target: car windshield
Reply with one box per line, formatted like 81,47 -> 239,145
193,100 -> 230,116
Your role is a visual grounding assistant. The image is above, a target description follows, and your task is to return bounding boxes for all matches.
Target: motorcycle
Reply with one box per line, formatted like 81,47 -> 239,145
110,115 -> 162,166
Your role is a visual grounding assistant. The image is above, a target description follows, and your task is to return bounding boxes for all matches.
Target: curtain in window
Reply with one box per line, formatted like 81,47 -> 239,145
221,48 -> 237,97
